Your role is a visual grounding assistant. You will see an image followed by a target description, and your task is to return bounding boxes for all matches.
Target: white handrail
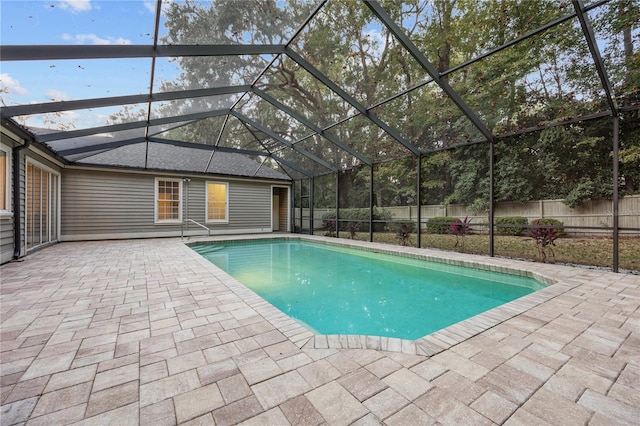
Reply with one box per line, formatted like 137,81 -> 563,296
182,219 -> 211,240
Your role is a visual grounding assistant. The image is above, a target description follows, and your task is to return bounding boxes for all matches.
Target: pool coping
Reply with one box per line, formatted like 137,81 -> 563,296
183,234 -> 583,356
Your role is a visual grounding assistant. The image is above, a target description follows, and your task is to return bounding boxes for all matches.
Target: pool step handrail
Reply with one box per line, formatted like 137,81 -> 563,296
182,219 -> 211,240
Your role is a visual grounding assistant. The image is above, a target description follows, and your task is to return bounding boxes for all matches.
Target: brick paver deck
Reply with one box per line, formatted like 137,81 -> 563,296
1,235 -> 638,425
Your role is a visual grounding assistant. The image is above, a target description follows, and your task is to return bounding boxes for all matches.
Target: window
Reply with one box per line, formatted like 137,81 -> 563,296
0,145 -> 9,213
206,181 -> 228,223
155,178 -> 182,223
26,159 -> 59,250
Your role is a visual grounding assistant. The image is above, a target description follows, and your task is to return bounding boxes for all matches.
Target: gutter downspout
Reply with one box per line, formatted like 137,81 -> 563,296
13,138 -> 30,259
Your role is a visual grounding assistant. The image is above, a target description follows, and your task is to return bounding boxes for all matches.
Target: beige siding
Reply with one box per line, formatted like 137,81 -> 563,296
1,134 -> 15,263
228,181 -> 272,230
62,169 -> 285,240
184,180 -> 205,225
62,169 -> 158,238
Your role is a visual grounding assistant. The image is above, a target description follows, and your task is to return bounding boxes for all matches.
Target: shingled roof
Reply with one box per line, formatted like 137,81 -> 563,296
25,126 -> 290,181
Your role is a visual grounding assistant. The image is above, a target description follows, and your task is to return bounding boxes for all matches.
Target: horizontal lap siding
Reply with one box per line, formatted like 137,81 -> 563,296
62,169 -> 283,240
1,216 -> 13,263
1,133 -> 15,263
184,180 -> 273,232
185,180 -> 205,224
228,182 -> 272,231
62,170 -> 160,238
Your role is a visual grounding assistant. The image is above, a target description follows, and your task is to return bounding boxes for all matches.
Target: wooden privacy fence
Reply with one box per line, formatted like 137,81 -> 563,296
301,195 -> 640,235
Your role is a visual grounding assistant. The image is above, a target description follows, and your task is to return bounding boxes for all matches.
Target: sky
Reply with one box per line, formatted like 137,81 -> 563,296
0,0 -> 168,129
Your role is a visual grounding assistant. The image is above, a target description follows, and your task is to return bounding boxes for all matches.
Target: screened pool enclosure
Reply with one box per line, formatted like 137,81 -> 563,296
1,0 -> 639,272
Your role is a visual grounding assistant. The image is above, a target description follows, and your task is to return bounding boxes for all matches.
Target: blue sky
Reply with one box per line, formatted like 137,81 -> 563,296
1,0 -> 167,129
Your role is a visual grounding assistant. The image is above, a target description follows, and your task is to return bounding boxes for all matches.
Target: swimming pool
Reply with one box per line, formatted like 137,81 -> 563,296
191,239 -> 545,340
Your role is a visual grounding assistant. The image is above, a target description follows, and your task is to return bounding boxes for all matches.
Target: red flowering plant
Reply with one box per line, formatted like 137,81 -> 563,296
527,219 -> 558,262
322,218 -> 336,237
450,217 -> 472,249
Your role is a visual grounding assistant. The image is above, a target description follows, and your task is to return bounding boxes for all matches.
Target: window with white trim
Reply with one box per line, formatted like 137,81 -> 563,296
206,181 -> 228,223
0,144 -> 10,213
155,178 -> 182,223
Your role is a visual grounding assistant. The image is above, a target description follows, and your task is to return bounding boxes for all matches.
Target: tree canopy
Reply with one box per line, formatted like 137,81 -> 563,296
4,0 -> 637,209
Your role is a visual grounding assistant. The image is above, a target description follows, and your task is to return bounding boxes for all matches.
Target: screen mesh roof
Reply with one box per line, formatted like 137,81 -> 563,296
1,0 -> 637,179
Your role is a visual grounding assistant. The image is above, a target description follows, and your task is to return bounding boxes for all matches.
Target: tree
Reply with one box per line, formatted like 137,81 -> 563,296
104,0 -> 638,208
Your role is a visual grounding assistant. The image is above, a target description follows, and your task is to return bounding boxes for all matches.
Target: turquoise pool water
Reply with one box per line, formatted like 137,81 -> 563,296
191,239 -> 545,340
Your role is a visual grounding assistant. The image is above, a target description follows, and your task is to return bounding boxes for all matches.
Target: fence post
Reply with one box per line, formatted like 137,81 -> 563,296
539,200 -> 544,218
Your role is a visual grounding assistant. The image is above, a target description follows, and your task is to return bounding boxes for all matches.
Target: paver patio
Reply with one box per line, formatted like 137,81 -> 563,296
1,236 -> 639,425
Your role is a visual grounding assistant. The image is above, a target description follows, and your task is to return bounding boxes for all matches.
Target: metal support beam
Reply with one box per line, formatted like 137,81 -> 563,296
489,141 -> 495,257
1,86 -> 251,118
286,48 -> 421,156
335,172 -> 340,239
309,177 -> 315,235
217,145 -> 309,178
369,165 -> 374,242
230,111 -> 338,172
291,181 -> 297,232
205,144 -> 268,157
417,154 -> 422,248
612,116 -> 619,273
252,88 -> 372,165
365,1 -> 494,142
35,109 -> 230,143
572,0 -> 618,115
144,0 -> 163,170
271,154 -> 313,178
0,44 -> 286,61
236,118 -> 300,177
57,137 -> 146,157
204,114 -> 231,173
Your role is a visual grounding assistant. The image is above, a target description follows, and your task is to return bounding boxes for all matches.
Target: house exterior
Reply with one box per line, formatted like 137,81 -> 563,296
0,120 -> 291,264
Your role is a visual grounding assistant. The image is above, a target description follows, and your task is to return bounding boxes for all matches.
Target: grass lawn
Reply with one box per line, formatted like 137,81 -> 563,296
323,231 -> 640,273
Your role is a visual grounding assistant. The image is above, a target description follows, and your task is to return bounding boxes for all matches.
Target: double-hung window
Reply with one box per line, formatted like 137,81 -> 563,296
206,181 -> 228,223
155,178 -> 182,223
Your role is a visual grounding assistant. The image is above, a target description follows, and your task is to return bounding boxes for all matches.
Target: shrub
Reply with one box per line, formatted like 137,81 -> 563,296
426,217 -> 458,234
531,218 -> 565,236
495,216 -> 528,236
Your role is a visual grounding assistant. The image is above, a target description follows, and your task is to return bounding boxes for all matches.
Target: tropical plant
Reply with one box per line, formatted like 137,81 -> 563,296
347,222 -> 359,239
395,222 -> 414,246
323,218 -> 336,237
450,217 -> 473,248
531,218 -> 565,236
527,219 -> 559,262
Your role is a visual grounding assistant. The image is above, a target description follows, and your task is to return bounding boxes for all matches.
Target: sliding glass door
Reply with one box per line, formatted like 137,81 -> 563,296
26,161 -> 59,250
